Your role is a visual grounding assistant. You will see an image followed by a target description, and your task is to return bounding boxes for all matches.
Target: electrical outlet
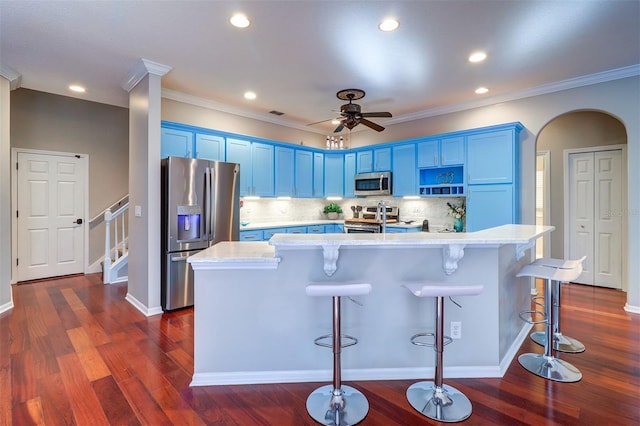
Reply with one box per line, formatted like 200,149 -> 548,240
451,321 -> 462,339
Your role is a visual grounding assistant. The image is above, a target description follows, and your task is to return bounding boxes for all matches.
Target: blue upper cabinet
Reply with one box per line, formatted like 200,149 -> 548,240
275,146 -> 295,197
344,153 -> 356,197
392,143 -> 417,196
418,137 -> 464,168
374,147 -> 392,171
356,150 -> 373,173
227,138 -> 274,197
294,149 -> 314,198
440,136 -> 465,166
313,152 -> 324,198
195,134 -> 225,161
465,123 -> 522,231
467,130 -> 514,184
324,154 -> 344,197
161,128 -> 193,158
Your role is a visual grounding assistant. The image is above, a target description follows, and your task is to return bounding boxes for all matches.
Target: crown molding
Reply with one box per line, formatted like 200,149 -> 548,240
390,65 -> 640,124
0,64 -> 22,90
122,59 -> 172,93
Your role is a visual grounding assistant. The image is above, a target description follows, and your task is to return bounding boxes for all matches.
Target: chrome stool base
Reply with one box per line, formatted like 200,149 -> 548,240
530,331 -> 585,353
306,384 -> 369,426
406,381 -> 472,423
518,353 -> 582,382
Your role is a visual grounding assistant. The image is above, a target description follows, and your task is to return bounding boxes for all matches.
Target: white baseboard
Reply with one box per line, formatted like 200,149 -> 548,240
0,299 -> 14,315
624,303 -> 640,314
87,257 -> 103,274
125,292 -> 163,317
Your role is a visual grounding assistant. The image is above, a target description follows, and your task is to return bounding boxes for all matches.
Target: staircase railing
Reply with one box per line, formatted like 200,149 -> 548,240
103,202 -> 129,284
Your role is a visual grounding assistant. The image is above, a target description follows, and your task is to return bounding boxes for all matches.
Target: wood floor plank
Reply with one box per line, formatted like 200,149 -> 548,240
56,352 -> 109,426
6,275 -> 640,426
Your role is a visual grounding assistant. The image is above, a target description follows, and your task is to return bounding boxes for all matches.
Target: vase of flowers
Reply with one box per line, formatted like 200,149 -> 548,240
323,203 -> 343,220
447,201 -> 466,232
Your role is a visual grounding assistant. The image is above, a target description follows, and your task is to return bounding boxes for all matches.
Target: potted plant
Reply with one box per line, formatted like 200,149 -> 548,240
323,203 -> 343,219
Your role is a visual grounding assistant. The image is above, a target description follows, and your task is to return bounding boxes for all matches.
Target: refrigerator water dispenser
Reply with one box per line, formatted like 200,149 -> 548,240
177,205 -> 202,242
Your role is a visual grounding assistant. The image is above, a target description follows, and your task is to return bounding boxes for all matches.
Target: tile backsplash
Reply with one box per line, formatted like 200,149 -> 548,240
240,196 -> 466,231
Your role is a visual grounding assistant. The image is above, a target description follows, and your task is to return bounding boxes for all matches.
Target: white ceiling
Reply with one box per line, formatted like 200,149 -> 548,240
1,1 -> 639,134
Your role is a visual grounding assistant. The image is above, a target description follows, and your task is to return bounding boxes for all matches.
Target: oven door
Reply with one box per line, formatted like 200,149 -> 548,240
344,223 -> 381,233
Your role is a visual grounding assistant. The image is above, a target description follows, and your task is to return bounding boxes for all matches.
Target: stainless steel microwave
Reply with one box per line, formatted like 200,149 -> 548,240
354,171 -> 392,196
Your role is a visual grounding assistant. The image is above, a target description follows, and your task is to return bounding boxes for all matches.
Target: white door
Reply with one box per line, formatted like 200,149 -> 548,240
568,150 -> 622,288
17,152 -> 86,281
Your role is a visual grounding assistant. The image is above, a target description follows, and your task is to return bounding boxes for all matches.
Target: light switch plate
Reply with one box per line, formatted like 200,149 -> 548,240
134,205 -> 142,217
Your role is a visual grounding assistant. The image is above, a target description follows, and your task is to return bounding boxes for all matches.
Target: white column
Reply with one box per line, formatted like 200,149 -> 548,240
122,59 -> 171,316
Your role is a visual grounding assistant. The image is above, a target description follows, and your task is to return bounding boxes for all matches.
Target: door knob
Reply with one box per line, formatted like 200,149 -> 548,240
75,218 -> 83,225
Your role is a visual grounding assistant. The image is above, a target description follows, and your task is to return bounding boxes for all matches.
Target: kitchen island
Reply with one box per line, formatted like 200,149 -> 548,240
187,224 -> 553,386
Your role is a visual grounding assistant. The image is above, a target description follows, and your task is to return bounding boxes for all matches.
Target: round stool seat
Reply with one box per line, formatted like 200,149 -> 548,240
531,255 -> 586,270
306,282 -> 372,297
516,263 -> 582,282
403,282 -> 483,423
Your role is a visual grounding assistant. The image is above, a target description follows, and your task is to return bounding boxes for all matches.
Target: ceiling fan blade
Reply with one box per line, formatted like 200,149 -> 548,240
306,117 -> 336,126
333,123 -> 345,133
360,118 -> 385,132
361,112 -> 392,118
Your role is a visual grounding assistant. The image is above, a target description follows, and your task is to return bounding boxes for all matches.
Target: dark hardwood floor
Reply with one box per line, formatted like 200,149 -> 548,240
1,273 -> 638,425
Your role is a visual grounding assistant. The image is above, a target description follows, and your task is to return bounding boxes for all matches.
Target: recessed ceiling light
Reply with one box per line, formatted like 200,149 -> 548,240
475,87 -> 489,94
244,91 -> 257,100
230,13 -> 250,28
69,85 -> 86,93
469,51 -> 487,63
379,18 -> 399,32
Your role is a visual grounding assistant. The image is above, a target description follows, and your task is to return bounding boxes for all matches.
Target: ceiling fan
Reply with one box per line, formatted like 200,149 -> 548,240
310,89 -> 392,133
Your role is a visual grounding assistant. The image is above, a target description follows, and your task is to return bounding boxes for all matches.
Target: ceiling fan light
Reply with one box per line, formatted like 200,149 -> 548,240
379,18 -> 399,32
331,119 -> 341,125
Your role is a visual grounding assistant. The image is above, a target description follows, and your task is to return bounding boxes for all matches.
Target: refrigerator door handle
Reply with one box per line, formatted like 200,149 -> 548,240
205,167 -> 211,241
170,254 -> 190,262
209,166 -> 216,243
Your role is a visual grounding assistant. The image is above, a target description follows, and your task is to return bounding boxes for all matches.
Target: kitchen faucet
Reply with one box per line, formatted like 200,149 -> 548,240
376,200 -> 387,233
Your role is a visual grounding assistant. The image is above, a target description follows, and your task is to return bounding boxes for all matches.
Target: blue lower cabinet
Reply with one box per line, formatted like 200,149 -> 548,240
263,227 -> 288,240
324,224 -> 344,233
239,230 -> 263,241
386,227 -> 420,233
286,226 -> 307,234
307,225 -> 325,234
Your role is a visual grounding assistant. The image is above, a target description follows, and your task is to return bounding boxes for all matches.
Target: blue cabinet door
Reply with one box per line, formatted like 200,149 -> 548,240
440,136 -> 464,166
313,152 -> 324,198
374,147 -> 392,171
356,150 -> 373,173
466,184 -> 514,231
161,128 -> 193,158
417,139 -> 438,168
344,153 -> 356,197
324,154 -> 344,197
251,142 -> 275,197
275,146 -> 295,197
286,226 -> 307,234
263,228 -> 287,240
307,224 -> 325,234
239,230 -> 263,241
467,130 -> 514,184
392,144 -> 417,196
195,134 -> 225,161
226,138 -> 253,196
295,150 -> 314,197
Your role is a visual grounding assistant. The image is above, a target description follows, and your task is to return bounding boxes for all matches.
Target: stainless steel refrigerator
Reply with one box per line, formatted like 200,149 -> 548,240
161,156 -> 240,311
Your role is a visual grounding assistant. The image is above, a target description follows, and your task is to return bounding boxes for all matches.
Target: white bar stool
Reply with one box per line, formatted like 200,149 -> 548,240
529,256 -> 586,353
403,283 -> 483,423
305,282 -> 372,426
516,263 -> 583,382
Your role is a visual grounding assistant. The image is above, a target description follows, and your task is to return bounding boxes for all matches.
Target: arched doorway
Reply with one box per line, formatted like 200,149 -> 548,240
535,110 -> 627,289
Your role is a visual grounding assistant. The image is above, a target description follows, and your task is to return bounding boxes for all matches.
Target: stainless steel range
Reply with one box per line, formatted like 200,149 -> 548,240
343,205 -> 399,233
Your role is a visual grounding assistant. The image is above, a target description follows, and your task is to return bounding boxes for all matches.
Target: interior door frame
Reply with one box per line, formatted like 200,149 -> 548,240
536,150 -> 551,259
563,144 -> 627,290
10,148 -> 89,283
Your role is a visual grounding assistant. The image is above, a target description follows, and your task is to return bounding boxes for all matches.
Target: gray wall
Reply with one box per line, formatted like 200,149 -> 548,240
10,89 -> 129,265
537,111 -> 627,258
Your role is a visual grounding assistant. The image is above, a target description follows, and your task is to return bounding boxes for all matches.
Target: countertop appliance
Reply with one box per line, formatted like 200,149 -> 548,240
344,206 -> 399,233
161,157 -> 240,310
354,171 -> 392,196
